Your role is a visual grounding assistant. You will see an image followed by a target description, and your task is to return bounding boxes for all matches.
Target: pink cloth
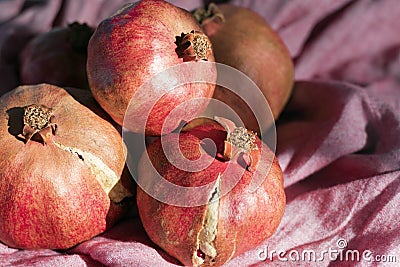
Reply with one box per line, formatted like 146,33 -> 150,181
1,0 -> 399,266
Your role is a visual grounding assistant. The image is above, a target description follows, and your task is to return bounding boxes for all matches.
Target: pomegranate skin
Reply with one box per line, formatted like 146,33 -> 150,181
20,22 -> 94,90
195,4 -> 294,134
0,84 -> 132,249
137,120 -> 285,266
87,0 -> 216,135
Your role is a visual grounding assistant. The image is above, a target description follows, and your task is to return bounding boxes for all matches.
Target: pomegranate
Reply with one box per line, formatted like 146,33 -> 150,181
193,3 -> 294,134
19,22 -> 94,90
136,117 -> 285,266
0,84 -> 134,249
87,0 -> 216,136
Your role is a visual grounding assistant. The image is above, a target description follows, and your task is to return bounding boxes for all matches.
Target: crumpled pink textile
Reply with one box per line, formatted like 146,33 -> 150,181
1,0 -> 399,266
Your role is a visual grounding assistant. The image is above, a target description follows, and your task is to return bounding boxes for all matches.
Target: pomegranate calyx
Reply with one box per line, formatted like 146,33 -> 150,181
67,22 -> 94,54
214,116 -> 260,172
175,30 -> 212,62
22,104 -> 57,144
192,3 -> 225,26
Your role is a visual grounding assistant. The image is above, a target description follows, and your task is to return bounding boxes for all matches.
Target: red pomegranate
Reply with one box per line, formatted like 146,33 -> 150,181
87,0 -> 216,136
193,3 -> 294,134
137,117 -> 285,266
0,84 -> 134,249
20,22 -> 94,90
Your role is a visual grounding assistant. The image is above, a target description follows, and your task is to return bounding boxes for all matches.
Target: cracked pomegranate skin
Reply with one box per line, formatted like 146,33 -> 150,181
195,4 -> 294,134
137,120 -> 285,266
0,84 -> 131,249
87,0 -> 216,135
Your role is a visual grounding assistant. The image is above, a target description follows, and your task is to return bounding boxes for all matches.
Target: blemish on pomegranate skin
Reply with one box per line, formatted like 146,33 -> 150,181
75,152 -> 84,161
197,249 -> 206,260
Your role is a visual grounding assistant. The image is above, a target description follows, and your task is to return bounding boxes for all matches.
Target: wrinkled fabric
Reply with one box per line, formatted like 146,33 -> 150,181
1,0 -> 399,266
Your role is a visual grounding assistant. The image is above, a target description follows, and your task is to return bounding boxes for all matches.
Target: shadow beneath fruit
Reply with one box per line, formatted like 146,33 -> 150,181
65,88 -> 123,133
6,107 -> 25,142
104,218 -> 182,265
69,218 -> 182,266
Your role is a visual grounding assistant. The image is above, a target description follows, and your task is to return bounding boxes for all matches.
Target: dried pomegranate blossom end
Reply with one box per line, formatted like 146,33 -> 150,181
227,127 -> 257,152
23,104 -> 57,144
192,3 -> 225,26
214,116 -> 260,172
175,30 -> 212,61
67,22 -> 94,53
